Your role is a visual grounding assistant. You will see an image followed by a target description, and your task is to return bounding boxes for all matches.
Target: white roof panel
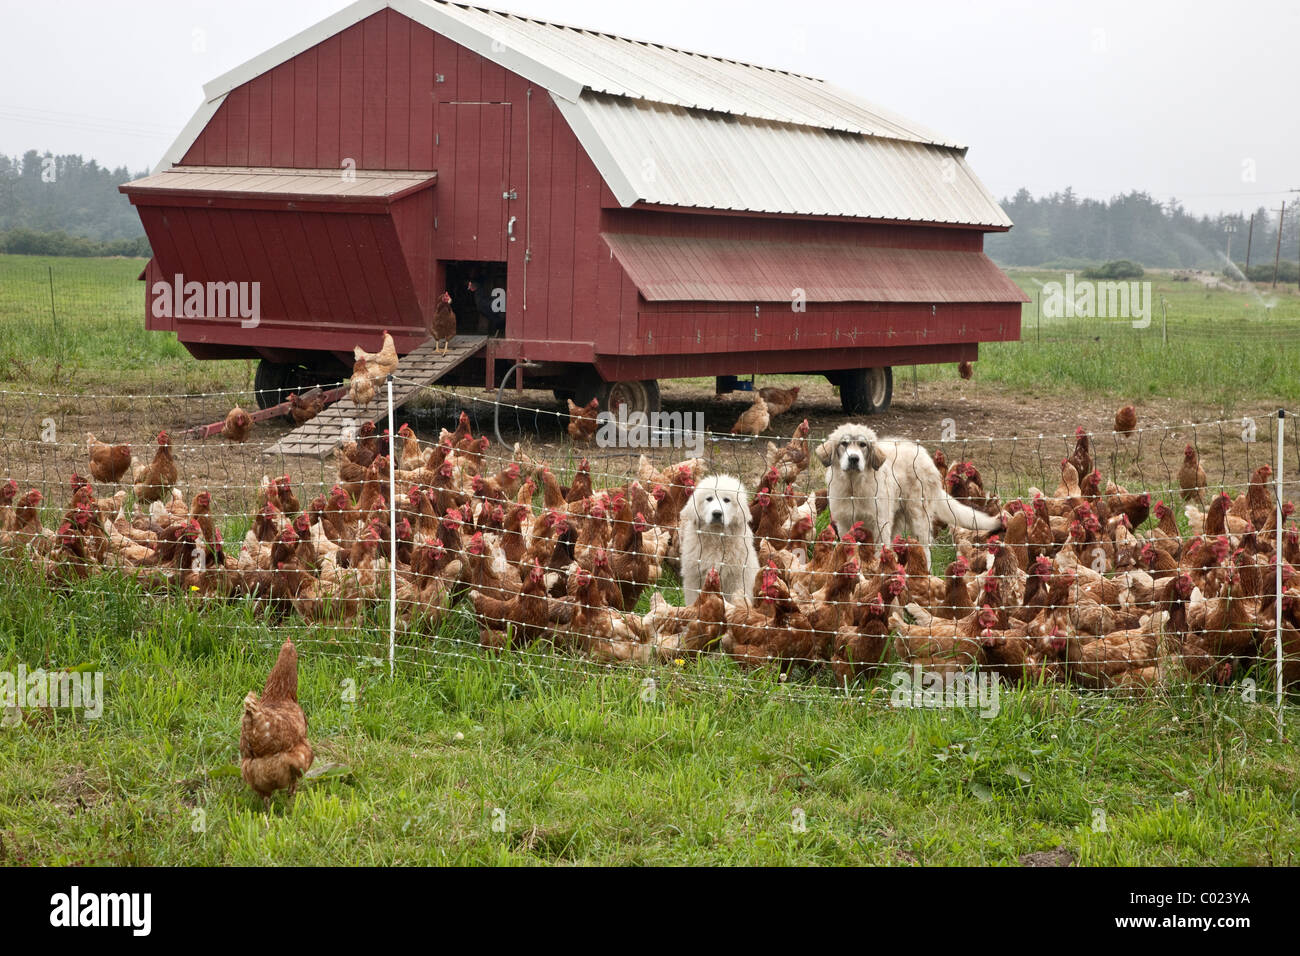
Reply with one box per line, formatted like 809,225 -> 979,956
169,0 -> 1011,226
558,93 -> 1012,227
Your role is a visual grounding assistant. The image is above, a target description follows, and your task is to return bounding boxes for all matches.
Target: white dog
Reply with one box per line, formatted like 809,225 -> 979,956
818,423 -> 1002,569
678,474 -> 760,607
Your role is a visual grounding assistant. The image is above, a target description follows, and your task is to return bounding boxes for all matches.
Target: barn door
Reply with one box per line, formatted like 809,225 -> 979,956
436,101 -> 512,261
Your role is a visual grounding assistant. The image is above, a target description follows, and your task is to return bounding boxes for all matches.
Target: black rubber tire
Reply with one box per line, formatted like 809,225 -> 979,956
838,367 -> 893,415
253,360 -> 290,411
599,379 -> 662,417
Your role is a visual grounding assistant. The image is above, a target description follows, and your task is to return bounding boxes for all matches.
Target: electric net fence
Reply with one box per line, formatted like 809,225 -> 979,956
0,375 -> 1297,720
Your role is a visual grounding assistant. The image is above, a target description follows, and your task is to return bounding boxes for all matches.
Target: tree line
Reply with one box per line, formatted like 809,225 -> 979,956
987,187 -> 1299,272
2,149 -> 1297,272
0,150 -> 150,255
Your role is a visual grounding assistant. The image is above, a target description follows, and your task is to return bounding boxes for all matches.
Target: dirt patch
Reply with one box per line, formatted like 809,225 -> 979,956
51,764 -> 106,813
1019,844 -> 1077,867
0,375 -> 1290,524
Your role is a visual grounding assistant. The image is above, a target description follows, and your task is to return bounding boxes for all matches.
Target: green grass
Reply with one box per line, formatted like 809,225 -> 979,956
936,269 -> 1300,411
1,566 -> 1297,866
2,254 -> 1299,408
0,254 -> 248,393
3,254 -> 1300,866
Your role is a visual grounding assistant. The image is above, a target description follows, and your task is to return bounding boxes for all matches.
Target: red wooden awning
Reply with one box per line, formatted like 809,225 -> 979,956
600,233 -> 1028,304
120,165 -> 437,214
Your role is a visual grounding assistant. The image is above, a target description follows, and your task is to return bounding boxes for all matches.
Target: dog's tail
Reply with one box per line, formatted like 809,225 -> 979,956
931,492 -> 1003,533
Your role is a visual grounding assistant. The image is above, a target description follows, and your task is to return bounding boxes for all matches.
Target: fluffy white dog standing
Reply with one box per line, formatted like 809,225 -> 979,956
818,423 -> 1003,569
678,474 -> 760,607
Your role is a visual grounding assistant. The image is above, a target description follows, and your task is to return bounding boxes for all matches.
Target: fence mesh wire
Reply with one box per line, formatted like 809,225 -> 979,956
1,372 -> 1297,717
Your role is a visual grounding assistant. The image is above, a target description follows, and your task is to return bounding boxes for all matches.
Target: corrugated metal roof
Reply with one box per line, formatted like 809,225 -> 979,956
123,165 -> 437,202
564,94 -> 1012,227
602,233 -> 1030,303
420,1 -> 961,147
170,1 -> 1012,227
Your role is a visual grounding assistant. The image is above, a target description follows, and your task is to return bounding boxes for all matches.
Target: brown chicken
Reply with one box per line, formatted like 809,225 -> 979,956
757,385 -> 800,417
723,564 -> 826,671
958,360 -> 973,380
240,638 -> 313,810
222,406 -> 253,443
1179,443 -> 1207,505
730,393 -> 770,436
1114,404 -> 1137,433
470,559 -> 551,648
567,397 -> 601,443
430,291 -> 457,353
764,418 -> 812,483
349,357 -> 377,408
353,329 -> 400,378
642,567 -> 727,656
132,431 -> 178,503
287,389 -> 324,425
86,433 -> 133,484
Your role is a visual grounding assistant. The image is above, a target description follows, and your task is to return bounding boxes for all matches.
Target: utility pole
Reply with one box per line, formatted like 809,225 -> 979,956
1246,213 -> 1254,270
1273,201 -> 1286,289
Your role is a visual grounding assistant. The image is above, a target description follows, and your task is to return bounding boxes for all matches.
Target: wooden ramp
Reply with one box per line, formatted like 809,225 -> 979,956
263,335 -> 488,459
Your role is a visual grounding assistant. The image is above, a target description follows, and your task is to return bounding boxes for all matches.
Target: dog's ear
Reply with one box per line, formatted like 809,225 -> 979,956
868,443 -> 887,470
815,439 -> 835,466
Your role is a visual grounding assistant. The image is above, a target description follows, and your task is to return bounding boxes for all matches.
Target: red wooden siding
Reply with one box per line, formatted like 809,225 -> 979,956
164,6 -> 1017,375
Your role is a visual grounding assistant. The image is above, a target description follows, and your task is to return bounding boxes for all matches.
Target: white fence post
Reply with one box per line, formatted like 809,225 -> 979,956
387,375 -> 397,679
1276,409 -> 1286,730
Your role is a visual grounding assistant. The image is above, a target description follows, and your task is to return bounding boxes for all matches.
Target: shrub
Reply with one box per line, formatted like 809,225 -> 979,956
1083,260 -> 1145,280
0,227 -> 150,258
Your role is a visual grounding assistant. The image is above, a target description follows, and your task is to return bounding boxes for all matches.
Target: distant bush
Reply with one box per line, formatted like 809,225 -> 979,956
0,227 -> 150,258
1228,260 -> 1300,284
1083,260 -> 1145,280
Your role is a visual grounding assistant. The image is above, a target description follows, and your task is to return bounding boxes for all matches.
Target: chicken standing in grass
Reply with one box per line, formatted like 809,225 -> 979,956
1179,443 -> 1207,505
132,431 -> 178,503
240,637 -> 313,810
86,433 -> 133,484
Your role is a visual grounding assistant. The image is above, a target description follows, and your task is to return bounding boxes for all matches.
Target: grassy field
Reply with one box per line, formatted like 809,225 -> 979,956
1,253 -> 1299,866
1,254 -> 1299,409
2,566 -> 1296,866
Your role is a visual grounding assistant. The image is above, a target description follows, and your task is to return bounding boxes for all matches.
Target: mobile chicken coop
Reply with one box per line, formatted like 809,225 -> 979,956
121,0 -> 1026,425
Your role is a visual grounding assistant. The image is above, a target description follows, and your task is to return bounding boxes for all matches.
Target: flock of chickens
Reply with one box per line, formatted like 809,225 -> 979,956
2,407 -> 1297,696
1,394 -> 1298,805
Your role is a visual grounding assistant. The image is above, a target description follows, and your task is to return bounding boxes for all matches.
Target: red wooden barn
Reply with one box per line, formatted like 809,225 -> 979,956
121,0 -> 1026,415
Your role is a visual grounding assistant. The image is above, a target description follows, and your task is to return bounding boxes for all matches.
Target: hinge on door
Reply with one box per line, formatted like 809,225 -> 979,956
647,330 -> 653,346
503,189 -> 518,200
435,133 -> 440,146
434,216 -> 438,230
435,73 -> 445,83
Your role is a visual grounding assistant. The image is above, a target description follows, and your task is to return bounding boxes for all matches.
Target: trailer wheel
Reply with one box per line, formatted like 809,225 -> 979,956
838,367 -> 892,415
600,379 -> 661,417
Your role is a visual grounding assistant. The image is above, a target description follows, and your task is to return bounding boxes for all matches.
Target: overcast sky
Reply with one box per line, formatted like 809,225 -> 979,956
1,0 -> 1295,216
